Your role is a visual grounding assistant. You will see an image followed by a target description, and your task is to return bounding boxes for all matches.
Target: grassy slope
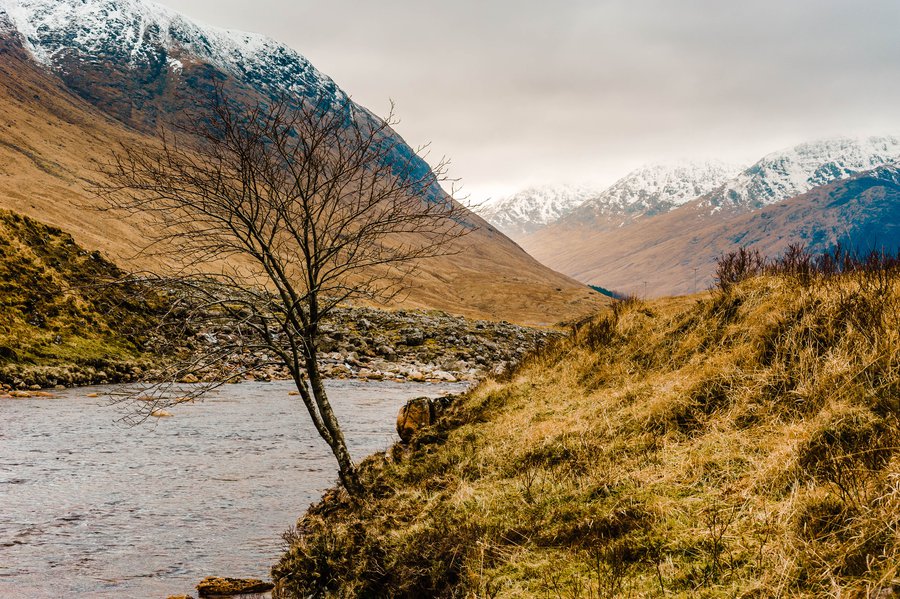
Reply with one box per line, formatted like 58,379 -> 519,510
274,273 -> 900,598
0,209 -> 159,386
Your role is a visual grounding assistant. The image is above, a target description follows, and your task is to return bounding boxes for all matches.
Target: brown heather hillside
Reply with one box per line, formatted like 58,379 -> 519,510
0,34 -> 602,326
273,268 -> 900,598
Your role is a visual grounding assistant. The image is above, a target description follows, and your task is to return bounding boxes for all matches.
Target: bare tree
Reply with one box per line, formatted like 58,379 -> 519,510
98,88 -> 470,494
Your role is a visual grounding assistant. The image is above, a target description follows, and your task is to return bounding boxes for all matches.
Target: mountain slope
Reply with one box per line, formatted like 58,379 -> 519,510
529,167 -> 900,297
524,138 -> 900,297
0,0 -> 342,125
0,0 -> 602,324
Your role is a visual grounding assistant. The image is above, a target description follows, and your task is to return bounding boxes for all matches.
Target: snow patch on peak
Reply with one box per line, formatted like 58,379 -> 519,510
474,184 -> 601,237
711,135 -> 900,210
0,0 -> 341,98
166,55 -> 182,72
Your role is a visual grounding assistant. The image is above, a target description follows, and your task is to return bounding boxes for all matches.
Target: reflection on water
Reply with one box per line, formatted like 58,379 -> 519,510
0,379 -> 466,598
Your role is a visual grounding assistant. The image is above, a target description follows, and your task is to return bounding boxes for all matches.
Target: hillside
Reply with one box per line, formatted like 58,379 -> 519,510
273,266 -> 900,597
0,210 -> 161,387
526,167 -> 900,297
0,0 -> 602,326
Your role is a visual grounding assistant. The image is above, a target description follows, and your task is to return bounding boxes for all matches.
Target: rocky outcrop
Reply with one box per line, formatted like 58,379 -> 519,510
196,576 -> 274,597
396,394 -> 459,443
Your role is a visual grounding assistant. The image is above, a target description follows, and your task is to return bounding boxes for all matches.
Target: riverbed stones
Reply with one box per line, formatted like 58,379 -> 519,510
406,369 -> 426,382
396,397 -> 434,443
430,370 -> 458,382
196,576 -> 274,597
402,328 -> 425,346
0,304 -> 559,390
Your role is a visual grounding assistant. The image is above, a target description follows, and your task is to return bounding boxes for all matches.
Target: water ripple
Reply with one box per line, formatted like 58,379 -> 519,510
0,379 -> 465,598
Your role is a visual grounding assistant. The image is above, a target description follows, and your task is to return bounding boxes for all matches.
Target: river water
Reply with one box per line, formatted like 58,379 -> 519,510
0,379 -> 466,598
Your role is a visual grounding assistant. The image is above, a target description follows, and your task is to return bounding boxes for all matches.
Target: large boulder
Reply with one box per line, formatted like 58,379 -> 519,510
396,397 -> 434,443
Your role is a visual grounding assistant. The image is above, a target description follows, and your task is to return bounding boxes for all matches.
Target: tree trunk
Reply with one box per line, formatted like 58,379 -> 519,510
305,355 -> 363,496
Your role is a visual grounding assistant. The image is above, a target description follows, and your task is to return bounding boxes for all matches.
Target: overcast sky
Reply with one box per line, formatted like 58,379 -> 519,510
163,0 -> 900,200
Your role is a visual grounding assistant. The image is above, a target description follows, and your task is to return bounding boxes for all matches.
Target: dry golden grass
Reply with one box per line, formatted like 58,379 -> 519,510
273,272 -> 900,598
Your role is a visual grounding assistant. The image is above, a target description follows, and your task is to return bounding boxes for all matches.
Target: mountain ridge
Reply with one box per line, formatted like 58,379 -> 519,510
527,166 -> 900,297
480,137 -> 900,241
0,0 -> 603,324
474,184 -> 600,236
562,160 -> 743,229
705,135 -> 900,211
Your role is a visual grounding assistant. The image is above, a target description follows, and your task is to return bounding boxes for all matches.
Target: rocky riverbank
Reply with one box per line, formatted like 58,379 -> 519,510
185,305 -> 559,384
0,306 -> 559,392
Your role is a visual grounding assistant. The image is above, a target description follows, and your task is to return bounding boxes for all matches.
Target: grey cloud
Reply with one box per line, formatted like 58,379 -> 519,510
163,0 -> 900,197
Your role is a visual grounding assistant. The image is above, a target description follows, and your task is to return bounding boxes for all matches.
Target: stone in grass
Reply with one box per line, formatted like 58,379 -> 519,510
196,576 -> 274,596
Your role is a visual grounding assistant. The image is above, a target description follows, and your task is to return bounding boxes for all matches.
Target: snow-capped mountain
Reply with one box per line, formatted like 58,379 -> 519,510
0,0 -> 599,323
707,136 -> 900,210
0,0 -> 341,100
565,160 -> 743,226
474,184 -> 600,236
0,0 -> 437,192
522,138 -> 900,299
478,161 -> 741,238
529,165 -> 900,298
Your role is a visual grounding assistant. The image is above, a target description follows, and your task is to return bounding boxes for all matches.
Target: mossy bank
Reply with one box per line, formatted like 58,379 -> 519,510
0,209 -> 161,388
273,271 -> 900,597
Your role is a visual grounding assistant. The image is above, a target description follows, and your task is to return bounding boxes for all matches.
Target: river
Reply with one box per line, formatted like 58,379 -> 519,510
0,379 -> 466,598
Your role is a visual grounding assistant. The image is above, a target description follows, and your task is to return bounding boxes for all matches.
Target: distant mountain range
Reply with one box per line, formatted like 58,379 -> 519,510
478,136 -> 900,296
0,0 -> 601,324
476,184 -> 601,236
475,161 -> 741,237
561,160 -> 743,229
703,136 -> 900,211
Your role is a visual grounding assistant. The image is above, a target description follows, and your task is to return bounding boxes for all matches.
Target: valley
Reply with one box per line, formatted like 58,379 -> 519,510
0,0 -> 898,598
478,137 -> 900,297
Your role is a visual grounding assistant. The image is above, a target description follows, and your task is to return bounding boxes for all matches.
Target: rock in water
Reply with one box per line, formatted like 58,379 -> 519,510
396,397 -> 434,443
196,576 -> 274,596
